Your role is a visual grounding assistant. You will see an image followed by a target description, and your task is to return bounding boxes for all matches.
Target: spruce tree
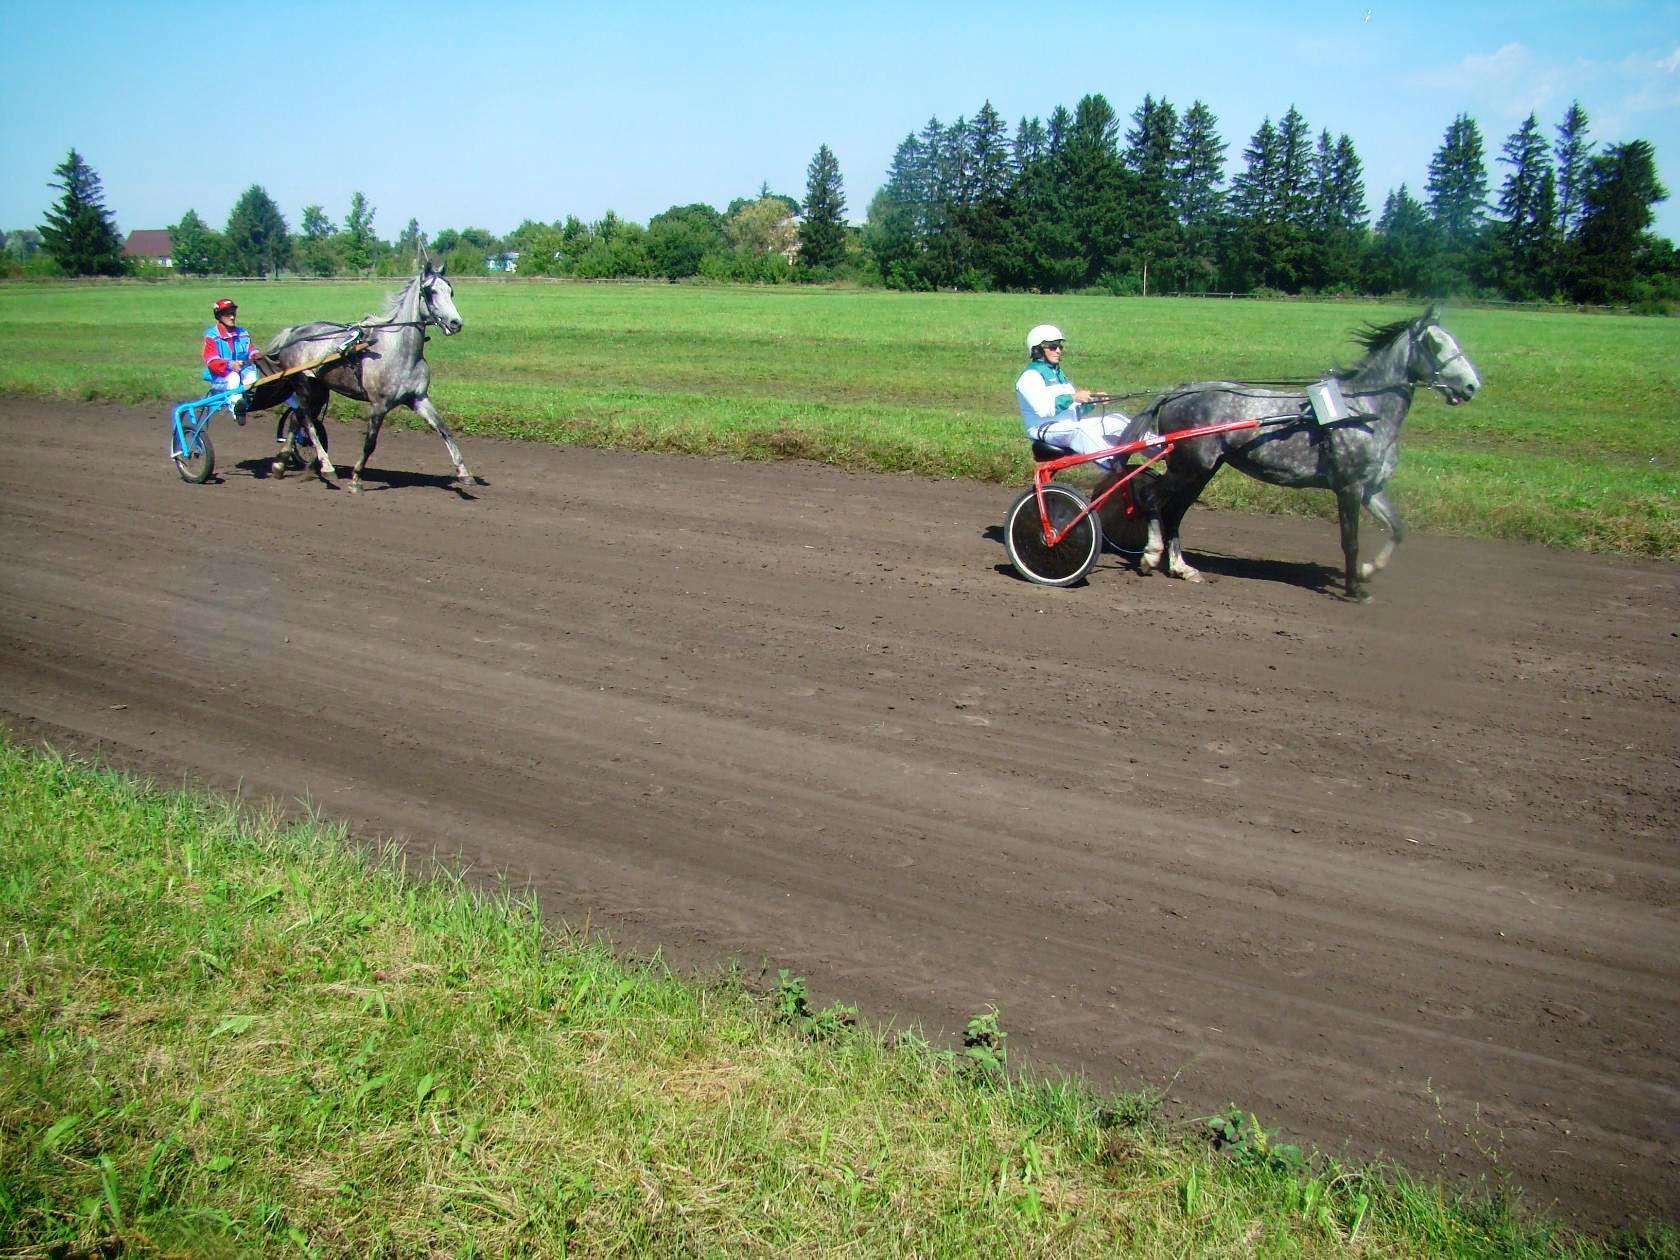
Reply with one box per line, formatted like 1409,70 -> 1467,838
1168,101 -> 1226,291
962,103 -> 1012,284
797,144 -> 848,273
1554,101 -> 1593,237
1311,131 -> 1367,290
1124,95 -> 1180,292
38,149 -> 125,276
1168,102 -> 1226,227
1274,106 -> 1315,228
1228,117 -> 1284,289
1426,114 -> 1488,241
1496,113 -> 1555,297
1366,183 -> 1438,295
1062,94 -> 1127,287
1012,115 -> 1047,168
865,132 -> 929,288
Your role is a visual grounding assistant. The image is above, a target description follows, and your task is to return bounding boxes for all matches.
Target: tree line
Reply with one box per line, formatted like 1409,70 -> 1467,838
14,95 -> 1674,306
864,94 -> 1673,305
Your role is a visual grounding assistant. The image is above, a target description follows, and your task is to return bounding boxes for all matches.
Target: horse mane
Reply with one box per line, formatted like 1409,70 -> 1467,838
1351,315 -> 1414,353
1326,315 -> 1415,380
262,271 -> 421,354
369,273 -> 421,325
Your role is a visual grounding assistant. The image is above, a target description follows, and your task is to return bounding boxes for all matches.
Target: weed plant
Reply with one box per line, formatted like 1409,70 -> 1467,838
0,281 -> 1674,559
3,743 -> 1673,1257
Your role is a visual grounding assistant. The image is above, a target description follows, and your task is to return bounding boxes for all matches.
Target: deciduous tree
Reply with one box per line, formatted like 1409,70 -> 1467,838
224,185 -> 291,276
648,203 -> 726,278
168,209 -> 222,275
1570,139 -> 1668,302
725,197 -> 797,261
343,191 -> 378,271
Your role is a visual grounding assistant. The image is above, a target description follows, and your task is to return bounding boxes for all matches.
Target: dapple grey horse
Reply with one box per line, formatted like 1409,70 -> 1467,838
1132,304 -> 1480,601
265,258 -> 476,494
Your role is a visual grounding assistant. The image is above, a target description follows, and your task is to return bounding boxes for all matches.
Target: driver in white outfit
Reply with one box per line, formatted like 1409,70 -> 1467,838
1015,323 -> 1148,467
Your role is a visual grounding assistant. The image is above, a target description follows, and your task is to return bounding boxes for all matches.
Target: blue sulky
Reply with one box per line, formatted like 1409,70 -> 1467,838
169,386 -> 243,484
169,384 -> 312,484
168,346 -> 348,484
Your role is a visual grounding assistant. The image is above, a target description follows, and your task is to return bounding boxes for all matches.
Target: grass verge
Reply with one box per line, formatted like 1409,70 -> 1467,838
2,743 -> 1673,1257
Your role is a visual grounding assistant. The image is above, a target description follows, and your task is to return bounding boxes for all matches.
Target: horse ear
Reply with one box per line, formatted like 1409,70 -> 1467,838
1423,301 -> 1443,325
435,258 -> 447,277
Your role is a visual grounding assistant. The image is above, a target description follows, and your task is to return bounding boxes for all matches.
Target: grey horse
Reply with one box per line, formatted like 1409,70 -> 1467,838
264,258 -> 476,494
1131,304 -> 1480,602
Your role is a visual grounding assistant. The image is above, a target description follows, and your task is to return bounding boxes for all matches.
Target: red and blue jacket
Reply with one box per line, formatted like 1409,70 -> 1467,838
202,324 -> 253,379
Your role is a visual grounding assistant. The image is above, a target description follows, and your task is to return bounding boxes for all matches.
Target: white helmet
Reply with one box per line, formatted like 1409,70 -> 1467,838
1026,323 -> 1064,353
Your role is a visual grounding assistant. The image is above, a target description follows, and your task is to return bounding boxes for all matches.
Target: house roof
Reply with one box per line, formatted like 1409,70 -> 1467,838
122,229 -> 172,258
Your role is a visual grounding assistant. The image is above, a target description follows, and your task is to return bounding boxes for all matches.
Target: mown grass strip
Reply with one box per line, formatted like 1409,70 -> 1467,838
1,281 -> 1674,558
2,743 -> 1672,1257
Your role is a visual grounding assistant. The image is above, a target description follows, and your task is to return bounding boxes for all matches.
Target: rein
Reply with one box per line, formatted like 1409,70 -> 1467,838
265,306 -> 441,355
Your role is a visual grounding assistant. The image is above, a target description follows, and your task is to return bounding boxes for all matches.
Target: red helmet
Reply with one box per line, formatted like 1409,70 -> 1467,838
212,298 -> 237,315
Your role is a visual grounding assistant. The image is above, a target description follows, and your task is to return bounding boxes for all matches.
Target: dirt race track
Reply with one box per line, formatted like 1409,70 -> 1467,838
1,397 -> 1675,1229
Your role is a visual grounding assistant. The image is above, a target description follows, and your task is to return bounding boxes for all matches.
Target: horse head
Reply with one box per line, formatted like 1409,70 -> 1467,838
1412,304 -> 1479,405
419,261 -> 463,336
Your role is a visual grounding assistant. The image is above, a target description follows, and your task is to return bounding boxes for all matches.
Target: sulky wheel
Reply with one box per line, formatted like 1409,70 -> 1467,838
1005,482 -> 1102,586
173,429 -> 214,483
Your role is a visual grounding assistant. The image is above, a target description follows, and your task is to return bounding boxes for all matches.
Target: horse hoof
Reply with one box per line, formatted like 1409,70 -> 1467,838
347,481 -> 363,495
270,462 -> 286,479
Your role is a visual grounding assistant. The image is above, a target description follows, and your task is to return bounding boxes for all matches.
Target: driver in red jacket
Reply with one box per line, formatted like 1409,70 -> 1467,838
202,297 -> 261,415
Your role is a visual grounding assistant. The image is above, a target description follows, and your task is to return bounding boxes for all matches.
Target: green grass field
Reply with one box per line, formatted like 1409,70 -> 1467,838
5,743 -> 1673,1257
0,279 -> 1674,558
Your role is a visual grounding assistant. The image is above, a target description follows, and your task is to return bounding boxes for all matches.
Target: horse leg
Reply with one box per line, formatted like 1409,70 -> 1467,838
1132,459 -> 1179,576
1158,467 -> 1218,582
269,408 -> 295,479
1337,486 -> 1368,602
1140,517 -> 1165,574
303,410 -> 338,482
1359,488 -> 1403,581
412,393 -> 475,486
349,406 -> 387,495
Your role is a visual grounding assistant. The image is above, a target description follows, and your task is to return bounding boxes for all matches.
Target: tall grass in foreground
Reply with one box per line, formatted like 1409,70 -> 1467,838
0,281 -> 1674,559
2,744 -> 1671,1257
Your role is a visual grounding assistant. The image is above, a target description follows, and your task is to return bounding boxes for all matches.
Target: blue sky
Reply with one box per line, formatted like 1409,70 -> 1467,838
3,1 -> 1676,243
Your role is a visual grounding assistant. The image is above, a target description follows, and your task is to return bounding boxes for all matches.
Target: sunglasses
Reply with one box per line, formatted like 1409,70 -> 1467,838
1041,341 -> 1064,351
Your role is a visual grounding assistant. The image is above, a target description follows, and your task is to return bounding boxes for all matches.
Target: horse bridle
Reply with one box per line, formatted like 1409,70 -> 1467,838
362,279 -> 453,332
1416,326 -> 1470,396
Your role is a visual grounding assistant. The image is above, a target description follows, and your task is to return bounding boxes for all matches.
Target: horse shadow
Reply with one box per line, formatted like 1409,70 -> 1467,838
980,523 -> 1339,593
233,457 -> 484,498
355,467 -> 486,498
1180,548 -> 1340,593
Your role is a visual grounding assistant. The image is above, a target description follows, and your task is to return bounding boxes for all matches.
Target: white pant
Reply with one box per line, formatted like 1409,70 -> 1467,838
211,365 -> 260,394
1035,411 -> 1139,464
